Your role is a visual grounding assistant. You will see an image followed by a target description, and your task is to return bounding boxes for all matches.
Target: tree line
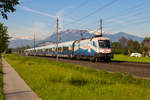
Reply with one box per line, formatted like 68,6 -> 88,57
112,37 -> 149,55
0,0 -> 19,56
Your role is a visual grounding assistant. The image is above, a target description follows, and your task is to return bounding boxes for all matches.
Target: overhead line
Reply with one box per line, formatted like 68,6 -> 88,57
103,0 -> 150,21
82,0 -> 150,30
104,9 -> 150,28
83,0 -> 150,28
63,0 -> 89,17
64,0 -> 119,26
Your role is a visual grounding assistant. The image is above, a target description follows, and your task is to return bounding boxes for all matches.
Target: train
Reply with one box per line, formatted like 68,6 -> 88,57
24,36 -> 113,61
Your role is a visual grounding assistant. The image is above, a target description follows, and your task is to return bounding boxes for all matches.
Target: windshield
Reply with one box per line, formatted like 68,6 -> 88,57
98,40 -> 111,48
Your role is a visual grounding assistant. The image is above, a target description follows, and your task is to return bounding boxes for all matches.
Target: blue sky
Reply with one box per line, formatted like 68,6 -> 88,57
0,0 -> 150,40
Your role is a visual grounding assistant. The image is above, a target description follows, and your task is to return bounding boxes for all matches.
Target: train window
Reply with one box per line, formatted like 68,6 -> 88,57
63,47 -> 69,52
110,42 -> 112,48
49,48 -> 52,52
52,47 -> 56,51
58,47 -> 61,52
47,49 -> 48,52
58,47 -> 63,52
37,50 -> 39,52
45,49 -> 48,52
98,40 -> 110,48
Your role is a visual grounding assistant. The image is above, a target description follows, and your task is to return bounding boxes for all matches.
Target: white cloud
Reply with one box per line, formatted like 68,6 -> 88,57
19,5 -> 73,22
19,5 -> 57,19
8,6 -> 76,40
8,22 -> 55,40
20,0 -> 30,3
10,36 -> 34,41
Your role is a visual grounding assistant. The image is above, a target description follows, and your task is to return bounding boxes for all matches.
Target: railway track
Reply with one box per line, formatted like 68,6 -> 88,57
30,56 -> 150,78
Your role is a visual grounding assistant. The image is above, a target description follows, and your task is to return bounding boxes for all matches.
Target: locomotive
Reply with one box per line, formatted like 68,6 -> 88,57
25,36 -> 113,61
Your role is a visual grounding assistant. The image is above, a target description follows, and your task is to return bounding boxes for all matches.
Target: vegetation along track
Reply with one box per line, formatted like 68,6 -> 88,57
31,56 -> 150,79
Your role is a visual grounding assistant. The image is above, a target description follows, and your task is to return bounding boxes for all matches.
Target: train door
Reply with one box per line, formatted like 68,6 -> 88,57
73,40 -> 80,57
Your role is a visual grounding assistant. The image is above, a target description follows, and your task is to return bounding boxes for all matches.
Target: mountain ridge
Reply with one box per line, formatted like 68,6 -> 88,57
9,29 -> 144,48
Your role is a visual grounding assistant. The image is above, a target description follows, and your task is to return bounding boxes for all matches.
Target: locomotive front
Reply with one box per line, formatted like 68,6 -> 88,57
94,37 -> 113,61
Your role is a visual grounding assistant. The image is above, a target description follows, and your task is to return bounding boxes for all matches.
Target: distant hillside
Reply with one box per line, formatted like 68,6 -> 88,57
9,29 -> 144,48
104,32 -> 143,42
43,29 -> 94,42
9,39 -> 34,48
44,29 -> 143,42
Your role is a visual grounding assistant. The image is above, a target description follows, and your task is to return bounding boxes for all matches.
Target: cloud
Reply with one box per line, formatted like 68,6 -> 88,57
19,0 -> 30,3
8,22 -> 55,40
19,5 -> 73,22
19,5 -> 57,19
10,36 -> 35,41
9,6 -> 75,40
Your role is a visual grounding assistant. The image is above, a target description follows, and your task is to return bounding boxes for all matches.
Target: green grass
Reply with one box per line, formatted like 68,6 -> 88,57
0,57 -> 4,100
112,54 -> 150,63
4,54 -> 150,100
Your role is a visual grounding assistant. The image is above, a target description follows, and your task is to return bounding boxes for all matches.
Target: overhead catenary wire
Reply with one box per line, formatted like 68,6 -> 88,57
84,0 -> 150,32
82,0 -> 150,29
103,9 -> 150,28
63,0 -> 119,26
59,0 -> 150,37
63,0 -> 89,17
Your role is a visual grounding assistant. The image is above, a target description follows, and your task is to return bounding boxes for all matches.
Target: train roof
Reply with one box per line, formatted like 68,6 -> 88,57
25,41 -> 74,51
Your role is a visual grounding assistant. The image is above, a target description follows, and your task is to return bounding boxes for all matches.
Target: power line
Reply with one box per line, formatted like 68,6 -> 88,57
34,33 -> 36,56
103,0 -> 150,21
82,0 -> 150,28
63,0 -> 89,17
56,18 -> 59,61
63,0 -> 119,26
62,0 -> 150,35
103,14 -> 150,32
103,9 -> 150,28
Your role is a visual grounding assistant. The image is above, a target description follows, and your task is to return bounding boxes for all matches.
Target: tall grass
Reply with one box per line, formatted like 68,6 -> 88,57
113,54 -> 150,63
5,54 -> 150,100
0,58 -> 4,100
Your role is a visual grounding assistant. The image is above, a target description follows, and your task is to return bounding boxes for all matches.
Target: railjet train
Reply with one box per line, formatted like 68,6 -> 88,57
25,36 -> 113,61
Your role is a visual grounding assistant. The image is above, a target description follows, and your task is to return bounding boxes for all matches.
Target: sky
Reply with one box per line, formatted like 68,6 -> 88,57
0,0 -> 150,40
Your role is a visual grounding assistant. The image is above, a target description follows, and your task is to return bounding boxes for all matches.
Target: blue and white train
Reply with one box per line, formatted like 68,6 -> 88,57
25,36 -> 113,61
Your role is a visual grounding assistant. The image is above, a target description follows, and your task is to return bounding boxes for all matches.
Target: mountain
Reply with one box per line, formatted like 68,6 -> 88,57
103,32 -> 144,42
43,29 -> 94,42
9,39 -> 34,48
44,29 -> 144,43
9,29 -> 144,48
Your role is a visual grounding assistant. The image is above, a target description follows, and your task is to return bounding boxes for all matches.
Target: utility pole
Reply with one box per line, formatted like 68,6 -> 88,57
56,17 -> 59,61
34,33 -> 36,56
80,30 -> 84,40
100,18 -> 103,37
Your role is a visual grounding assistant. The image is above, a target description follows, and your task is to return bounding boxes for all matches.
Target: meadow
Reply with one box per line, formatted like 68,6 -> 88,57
4,54 -> 150,100
0,58 -> 4,100
113,54 -> 150,63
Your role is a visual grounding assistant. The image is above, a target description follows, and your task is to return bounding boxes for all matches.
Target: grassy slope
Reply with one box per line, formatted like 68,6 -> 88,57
113,54 -> 150,63
5,54 -> 150,100
0,58 -> 4,100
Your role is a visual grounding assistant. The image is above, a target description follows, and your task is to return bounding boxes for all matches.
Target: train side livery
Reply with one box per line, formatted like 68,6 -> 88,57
25,37 -> 113,61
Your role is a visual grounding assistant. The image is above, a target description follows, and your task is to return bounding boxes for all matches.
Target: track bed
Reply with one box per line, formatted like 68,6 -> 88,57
32,56 -> 150,78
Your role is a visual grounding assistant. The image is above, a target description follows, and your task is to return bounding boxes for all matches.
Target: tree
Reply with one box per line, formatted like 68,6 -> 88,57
119,37 -> 128,49
0,0 -> 19,19
142,37 -> 150,43
112,42 -> 121,54
127,39 -> 140,54
132,40 -> 140,51
140,37 -> 150,55
0,23 -> 9,56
